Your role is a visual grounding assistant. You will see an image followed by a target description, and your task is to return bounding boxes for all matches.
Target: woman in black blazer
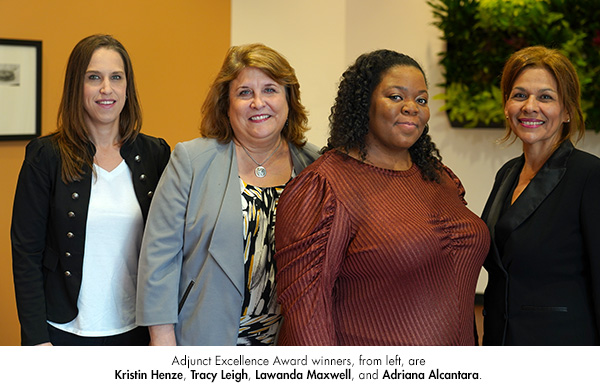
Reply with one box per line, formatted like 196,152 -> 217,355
11,35 -> 170,346
481,46 -> 600,345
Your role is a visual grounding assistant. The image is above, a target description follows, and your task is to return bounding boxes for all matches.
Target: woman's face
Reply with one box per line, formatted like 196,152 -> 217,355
366,65 -> 430,158
82,48 -> 127,132
228,67 -> 289,145
505,67 -> 569,151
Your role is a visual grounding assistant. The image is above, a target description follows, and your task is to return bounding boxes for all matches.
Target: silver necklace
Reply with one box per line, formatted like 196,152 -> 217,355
239,138 -> 282,178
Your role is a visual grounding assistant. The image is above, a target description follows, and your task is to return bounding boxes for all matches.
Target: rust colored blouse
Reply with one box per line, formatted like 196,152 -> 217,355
275,150 -> 490,345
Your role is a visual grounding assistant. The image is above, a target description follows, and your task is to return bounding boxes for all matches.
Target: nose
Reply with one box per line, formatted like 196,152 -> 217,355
402,100 -> 418,115
250,93 -> 265,109
100,79 -> 113,95
522,95 -> 538,112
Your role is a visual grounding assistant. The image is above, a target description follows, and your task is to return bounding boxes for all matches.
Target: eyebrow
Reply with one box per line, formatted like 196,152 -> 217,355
389,85 -> 428,94
512,86 -> 557,93
85,69 -> 125,74
235,82 -> 279,88
233,83 -> 281,93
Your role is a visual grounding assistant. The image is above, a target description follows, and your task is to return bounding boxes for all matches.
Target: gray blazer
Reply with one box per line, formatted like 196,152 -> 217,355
136,137 -> 320,345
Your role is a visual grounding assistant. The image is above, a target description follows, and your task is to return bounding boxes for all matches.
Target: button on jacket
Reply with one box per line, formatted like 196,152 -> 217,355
11,134 -> 171,346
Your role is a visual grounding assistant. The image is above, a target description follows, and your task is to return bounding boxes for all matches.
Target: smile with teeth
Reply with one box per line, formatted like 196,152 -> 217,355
520,119 -> 544,126
250,114 -> 271,121
97,100 -> 116,105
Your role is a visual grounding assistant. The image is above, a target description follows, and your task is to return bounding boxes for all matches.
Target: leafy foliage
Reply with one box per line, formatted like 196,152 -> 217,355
428,0 -> 600,131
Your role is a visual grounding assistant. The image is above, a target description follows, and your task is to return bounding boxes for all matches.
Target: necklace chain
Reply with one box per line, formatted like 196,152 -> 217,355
239,138 -> 282,178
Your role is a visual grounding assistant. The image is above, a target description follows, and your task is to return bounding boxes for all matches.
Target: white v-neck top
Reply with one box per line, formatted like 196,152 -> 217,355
49,160 -> 143,336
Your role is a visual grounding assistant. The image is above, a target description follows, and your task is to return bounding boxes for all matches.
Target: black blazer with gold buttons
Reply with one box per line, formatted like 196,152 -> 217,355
481,140 -> 600,345
11,134 -> 170,345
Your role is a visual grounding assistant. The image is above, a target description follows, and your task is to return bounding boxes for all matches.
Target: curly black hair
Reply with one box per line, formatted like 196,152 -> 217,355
324,49 -> 443,182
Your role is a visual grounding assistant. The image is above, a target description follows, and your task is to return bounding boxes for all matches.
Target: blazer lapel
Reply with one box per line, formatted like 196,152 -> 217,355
495,140 -> 573,261
483,158 -> 522,272
485,158 -> 522,240
206,141 -> 318,297
207,142 -> 245,297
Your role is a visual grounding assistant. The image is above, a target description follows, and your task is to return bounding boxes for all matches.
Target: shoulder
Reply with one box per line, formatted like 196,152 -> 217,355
170,137 -> 234,170
499,155 -> 522,172
25,134 -> 57,154
289,141 -> 322,171
567,148 -> 600,187
133,133 -> 170,152
440,164 -> 467,204
128,133 -> 171,162
441,164 -> 460,182
299,149 -> 342,173
288,150 -> 349,191
123,134 -> 171,170
294,141 -> 321,160
569,148 -> 600,169
281,154 -> 336,205
23,135 -> 60,168
175,137 -> 230,157
493,155 -> 522,181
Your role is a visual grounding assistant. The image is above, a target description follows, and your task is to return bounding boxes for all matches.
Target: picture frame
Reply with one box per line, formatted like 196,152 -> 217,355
0,38 -> 42,140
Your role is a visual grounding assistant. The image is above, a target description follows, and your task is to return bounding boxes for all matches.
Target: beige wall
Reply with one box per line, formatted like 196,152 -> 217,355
232,0 -> 600,292
232,0 -> 348,148
1,0 -> 231,345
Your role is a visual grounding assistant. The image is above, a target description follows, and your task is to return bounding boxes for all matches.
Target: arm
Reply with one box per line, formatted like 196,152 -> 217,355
155,137 -> 171,174
11,140 -> 53,346
148,324 -> 176,346
136,143 -> 192,340
441,164 -> 468,205
275,171 -> 351,345
581,162 -> 600,329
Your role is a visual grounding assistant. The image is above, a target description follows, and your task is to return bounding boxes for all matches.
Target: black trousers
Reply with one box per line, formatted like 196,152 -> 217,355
48,324 -> 150,346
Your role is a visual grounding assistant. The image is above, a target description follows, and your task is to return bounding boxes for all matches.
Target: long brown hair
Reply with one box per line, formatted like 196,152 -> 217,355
53,34 -> 142,183
500,46 -> 585,145
200,43 -> 309,147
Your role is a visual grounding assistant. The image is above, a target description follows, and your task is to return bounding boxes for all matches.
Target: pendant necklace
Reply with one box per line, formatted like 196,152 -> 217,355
239,138 -> 282,178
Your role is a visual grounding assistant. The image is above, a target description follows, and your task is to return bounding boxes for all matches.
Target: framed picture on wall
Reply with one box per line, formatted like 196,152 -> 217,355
0,39 -> 42,141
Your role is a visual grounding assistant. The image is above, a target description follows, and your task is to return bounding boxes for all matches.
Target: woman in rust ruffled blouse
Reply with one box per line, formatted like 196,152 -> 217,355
274,49 -> 490,345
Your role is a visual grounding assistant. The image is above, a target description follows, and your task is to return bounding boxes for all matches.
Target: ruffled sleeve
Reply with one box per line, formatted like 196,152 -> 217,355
275,169 -> 351,345
442,164 -> 467,205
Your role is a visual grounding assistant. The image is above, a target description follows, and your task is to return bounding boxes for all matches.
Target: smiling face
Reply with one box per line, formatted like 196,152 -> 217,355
227,67 -> 289,146
366,65 -> 430,163
505,67 -> 570,151
82,48 -> 127,133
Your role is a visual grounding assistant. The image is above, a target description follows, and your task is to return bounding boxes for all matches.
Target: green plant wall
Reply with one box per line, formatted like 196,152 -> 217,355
428,0 -> 600,131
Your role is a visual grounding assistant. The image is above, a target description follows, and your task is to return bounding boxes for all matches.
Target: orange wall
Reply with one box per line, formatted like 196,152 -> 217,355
0,0 -> 231,345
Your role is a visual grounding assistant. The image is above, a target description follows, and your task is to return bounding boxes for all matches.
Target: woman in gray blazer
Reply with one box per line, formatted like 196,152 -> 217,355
136,43 -> 320,345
